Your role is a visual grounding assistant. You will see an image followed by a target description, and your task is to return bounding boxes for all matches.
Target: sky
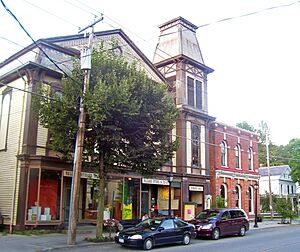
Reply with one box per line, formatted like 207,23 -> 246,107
1,0 -> 300,146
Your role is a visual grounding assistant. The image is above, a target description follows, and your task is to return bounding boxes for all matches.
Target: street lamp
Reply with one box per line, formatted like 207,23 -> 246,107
253,183 -> 259,228
167,173 -> 173,218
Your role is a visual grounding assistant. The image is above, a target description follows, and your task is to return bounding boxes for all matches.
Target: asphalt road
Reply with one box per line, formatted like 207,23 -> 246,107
65,225 -> 300,252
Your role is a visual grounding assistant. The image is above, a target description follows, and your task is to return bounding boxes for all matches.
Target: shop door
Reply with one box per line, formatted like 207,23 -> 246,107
141,191 -> 149,216
63,178 -> 71,222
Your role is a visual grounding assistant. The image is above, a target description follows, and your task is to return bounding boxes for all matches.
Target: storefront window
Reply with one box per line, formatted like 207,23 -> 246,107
26,169 -> 61,222
27,168 -> 39,222
122,178 -> 140,220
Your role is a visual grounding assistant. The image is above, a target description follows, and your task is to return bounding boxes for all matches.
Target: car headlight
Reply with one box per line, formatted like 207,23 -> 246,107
129,234 -> 143,240
200,224 -> 213,230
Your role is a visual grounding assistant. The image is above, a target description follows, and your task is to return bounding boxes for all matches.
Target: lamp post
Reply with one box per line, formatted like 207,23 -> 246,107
253,183 -> 259,228
167,173 -> 173,218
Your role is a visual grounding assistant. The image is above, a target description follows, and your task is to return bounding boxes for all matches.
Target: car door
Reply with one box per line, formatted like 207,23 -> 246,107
218,211 -> 231,235
154,219 -> 176,245
229,210 -> 240,234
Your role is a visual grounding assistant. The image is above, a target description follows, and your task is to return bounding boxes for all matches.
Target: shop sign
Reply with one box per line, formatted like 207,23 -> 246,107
142,178 -> 169,185
63,170 -> 99,179
189,185 -> 203,191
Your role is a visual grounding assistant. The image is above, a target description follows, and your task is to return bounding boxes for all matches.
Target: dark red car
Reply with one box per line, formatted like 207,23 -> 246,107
190,208 -> 249,240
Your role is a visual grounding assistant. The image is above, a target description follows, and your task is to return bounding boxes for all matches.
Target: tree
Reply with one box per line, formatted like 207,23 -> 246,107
34,44 -> 179,239
275,197 -> 297,224
236,121 -> 257,133
285,138 -> 300,183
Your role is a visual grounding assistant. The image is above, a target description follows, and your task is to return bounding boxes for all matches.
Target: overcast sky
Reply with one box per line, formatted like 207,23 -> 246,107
1,0 -> 300,145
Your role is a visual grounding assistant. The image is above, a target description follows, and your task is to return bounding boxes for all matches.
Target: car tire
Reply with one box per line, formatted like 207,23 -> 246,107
211,228 -> 220,240
182,234 -> 190,245
143,238 -> 153,250
239,226 -> 246,236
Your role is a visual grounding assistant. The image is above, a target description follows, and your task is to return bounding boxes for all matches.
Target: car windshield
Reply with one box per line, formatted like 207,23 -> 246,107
136,218 -> 162,229
195,210 -> 220,220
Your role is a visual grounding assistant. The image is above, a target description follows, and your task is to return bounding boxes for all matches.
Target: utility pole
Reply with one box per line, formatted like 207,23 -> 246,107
266,134 -> 273,220
67,16 -> 103,245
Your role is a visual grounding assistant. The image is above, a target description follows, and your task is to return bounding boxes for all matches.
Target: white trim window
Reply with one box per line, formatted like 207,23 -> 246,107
187,76 -> 202,110
235,185 -> 241,208
235,144 -> 241,169
221,141 -> 228,167
220,184 -> 228,207
0,91 -> 11,150
248,147 -> 254,171
248,186 -> 254,213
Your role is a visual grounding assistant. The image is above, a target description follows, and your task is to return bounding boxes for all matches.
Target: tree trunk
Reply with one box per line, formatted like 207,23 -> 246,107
96,155 -> 105,239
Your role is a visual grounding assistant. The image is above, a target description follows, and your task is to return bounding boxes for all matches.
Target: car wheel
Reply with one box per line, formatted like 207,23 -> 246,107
212,228 -> 220,240
143,238 -> 153,250
182,234 -> 190,245
239,226 -> 246,236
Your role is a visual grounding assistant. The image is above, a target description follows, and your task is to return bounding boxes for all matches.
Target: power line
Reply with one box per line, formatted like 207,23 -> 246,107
197,0 -> 300,28
0,0 -> 73,79
23,0 -> 81,30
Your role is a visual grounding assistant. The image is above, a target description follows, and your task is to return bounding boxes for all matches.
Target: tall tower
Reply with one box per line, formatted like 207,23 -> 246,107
153,17 -> 215,211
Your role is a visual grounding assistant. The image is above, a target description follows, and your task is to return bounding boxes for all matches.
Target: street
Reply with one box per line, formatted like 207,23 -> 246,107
64,225 -> 300,252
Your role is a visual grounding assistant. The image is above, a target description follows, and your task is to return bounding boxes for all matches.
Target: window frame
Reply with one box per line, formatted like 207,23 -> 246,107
187,75 -> 202,110
248,147 -> 254,171
235,144 -> 241,169
220,141 -> 228,167
0,90 -> 12,151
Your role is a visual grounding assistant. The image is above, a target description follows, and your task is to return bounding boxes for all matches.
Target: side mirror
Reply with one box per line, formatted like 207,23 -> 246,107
158,227 -> 165,232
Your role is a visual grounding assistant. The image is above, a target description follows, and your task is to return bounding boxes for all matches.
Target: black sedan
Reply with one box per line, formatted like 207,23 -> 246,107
115,217 -> 196,250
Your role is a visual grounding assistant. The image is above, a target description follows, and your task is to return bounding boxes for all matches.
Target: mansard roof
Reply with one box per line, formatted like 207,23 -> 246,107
153,16 -> 213,74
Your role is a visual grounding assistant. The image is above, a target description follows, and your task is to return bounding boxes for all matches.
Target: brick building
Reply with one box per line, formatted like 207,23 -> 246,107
209,122 -> 260,218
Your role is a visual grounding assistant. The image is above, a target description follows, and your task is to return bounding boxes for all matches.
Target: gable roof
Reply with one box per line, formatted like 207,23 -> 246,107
259,165 -> 291,177
1,29 -> 168,86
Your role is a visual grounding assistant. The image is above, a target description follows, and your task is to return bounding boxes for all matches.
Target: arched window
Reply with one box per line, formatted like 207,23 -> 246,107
248,186 -> 254,213
221,141 -> 228,167
191,124 -> 200,167
248,147 -> 254,171
235,144 -> 241,169
0,92 -> 11,150
235,185 -> 241,208
220,184 -> 228,207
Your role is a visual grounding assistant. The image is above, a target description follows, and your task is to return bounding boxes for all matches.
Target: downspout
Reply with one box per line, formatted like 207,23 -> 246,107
10,74 -> 27,233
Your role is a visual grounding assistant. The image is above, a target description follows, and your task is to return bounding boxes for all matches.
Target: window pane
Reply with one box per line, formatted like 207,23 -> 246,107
187,77 -> 194,106
192,125 -> 200,167
27,168 -> 40,221
195,80 -> 202,109
39,170 -> 61,221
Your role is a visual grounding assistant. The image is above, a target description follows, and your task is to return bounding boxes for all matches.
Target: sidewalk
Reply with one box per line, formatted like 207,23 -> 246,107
1,220 -> 299,252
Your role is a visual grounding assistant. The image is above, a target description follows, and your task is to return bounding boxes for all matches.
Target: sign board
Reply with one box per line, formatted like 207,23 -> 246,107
142,178 -> 169,185
184,203 -> 196,221
189,185 -> 204,191
63,171 -> 99,179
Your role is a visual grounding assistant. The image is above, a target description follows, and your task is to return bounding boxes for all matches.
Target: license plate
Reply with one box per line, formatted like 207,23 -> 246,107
119,238 -> 124,243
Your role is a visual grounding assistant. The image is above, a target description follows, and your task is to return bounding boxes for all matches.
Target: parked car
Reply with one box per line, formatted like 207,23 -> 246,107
115,217 -> 196,250
190,208 -> 249,240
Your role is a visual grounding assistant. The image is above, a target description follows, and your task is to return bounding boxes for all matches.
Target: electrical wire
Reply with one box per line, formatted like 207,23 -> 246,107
23,0 -> 81,30
0,0 -> 74,79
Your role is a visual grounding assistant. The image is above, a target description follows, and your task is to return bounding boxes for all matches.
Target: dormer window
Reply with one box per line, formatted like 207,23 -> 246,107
187,76 -> 202,110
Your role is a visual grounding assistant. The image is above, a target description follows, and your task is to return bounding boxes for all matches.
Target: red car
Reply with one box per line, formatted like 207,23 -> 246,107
190,208 -> 249,240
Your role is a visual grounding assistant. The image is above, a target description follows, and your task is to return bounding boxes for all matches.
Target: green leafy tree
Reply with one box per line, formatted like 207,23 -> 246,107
275,197 -> 297,223
285,138 -> 300,183
236,121 -> 257,133
34,44 -> 179,239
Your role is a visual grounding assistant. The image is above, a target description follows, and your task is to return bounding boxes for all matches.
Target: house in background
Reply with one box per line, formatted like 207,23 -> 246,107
209,122 -> 260,219
259,165 -> 296,196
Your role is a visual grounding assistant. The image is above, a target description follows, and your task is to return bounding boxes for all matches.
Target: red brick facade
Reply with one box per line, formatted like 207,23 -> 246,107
209,122 -> 260,219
